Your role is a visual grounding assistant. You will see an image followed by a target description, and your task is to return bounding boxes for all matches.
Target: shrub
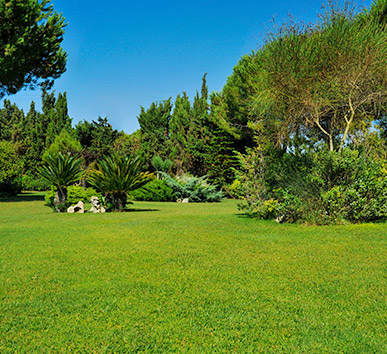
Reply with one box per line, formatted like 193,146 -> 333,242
224,179 -> 243,199
38,153 -> 84,212
129,178 -> 176,202
88,154 -> 152,211
238,147 -> 387,224
21,174 -> 51,191
45,186 -> 101,211
160,173 -> 224,202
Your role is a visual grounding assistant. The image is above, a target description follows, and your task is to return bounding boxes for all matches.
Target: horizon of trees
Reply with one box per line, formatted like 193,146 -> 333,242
1,0 -> 387,223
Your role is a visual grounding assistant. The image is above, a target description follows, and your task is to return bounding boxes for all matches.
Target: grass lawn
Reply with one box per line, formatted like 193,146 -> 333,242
0,193 -> 386,353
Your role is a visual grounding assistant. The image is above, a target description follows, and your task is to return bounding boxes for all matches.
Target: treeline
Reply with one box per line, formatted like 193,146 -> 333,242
0,74 -> 242,193
2,0 -> 387,224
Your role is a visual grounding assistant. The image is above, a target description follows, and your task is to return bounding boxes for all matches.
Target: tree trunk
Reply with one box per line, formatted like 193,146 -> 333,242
54,187 -> 67,212
112,192 -> 127,212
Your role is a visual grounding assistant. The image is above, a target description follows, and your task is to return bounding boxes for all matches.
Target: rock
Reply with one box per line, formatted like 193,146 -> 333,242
89,196 -> 106,213
67,201 -> 84,213
182,198 -> 189,203
275,214 -> 285,223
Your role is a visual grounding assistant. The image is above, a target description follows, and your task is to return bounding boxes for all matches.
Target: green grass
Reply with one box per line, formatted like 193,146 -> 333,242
0,193 -> 386,353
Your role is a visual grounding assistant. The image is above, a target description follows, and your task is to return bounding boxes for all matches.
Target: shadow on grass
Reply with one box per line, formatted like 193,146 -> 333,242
117,208 -> 159,213
0,192 -> 45,203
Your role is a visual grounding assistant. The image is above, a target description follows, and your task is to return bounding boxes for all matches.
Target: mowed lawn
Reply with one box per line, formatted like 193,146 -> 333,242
0,194 -> 386,353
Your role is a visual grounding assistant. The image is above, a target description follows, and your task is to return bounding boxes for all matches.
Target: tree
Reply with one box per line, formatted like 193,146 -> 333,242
0,140 -> 23,196
169,92 -> 192,175
38,153 -> 84,212
43,129 -> 82,160
185,74 -> 212,176
75,117 -> 120,165
0,0 -> 67,97
137,99 -> 172,169
88,154 -> 151,212
250,1 -> 387,152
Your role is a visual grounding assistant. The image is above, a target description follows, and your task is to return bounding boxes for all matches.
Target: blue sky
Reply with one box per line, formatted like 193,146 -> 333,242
3,0 -> 372,134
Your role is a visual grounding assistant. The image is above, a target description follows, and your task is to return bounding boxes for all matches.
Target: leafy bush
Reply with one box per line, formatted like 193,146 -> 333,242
129,178 -> 176,202
21,174 -> 51,191
160,173 -> 224,202
151,155 -> 172,173
238,147 -> 387,224
224,179 -> 243,199
45,186 -> 100,211
321,162 -> 387,223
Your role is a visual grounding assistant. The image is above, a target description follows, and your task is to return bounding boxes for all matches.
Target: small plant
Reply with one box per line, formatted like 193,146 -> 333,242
88,154 -> 152,211
38,153 -> 84,212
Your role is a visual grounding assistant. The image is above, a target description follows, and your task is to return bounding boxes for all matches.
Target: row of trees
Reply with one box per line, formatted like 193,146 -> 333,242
1,0 -> 387,223
0,74 -> 241,194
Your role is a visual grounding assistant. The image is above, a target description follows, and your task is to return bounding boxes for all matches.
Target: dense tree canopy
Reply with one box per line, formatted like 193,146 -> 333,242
0,0 -> 67,97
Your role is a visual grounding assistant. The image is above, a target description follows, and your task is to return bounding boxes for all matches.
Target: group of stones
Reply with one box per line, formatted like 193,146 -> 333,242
67,196 -> 190,213
67,196 -> 105,213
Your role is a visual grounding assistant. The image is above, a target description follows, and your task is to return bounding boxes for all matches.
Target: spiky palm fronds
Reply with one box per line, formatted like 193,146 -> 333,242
39,153 -> 84,188
88,154 -> 152,211
38,153 -> 84,212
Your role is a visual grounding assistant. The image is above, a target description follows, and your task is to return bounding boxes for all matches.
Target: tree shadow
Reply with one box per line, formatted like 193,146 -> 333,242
118,208 -> 159,213
0,192 -> 45,203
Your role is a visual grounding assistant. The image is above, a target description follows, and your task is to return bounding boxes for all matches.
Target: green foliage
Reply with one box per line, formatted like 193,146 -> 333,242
42,129 -> 82,160
169,92 -> 192,174
21,173 -> 51,191
114,130 -> 141,157
129,178 -> 176,202
238,146 -> 387,224
43,91 -> 72,148
205,127 -> 239,187
39,153 -> 84,189
75,117 -> 121,166
88,154 -> 152,211
38,152 -> 84,212
151,155 -> 172,173
44,185 -> 100,210
137,99 -> 172,170
160,173 -> 224,202
224,179 -> 243,199
0,0 -> 67,97
0,140 -> 23,196
320,160 -> 387,223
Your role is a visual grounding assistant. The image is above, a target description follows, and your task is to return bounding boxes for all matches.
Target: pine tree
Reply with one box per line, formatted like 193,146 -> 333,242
137,99 -> 172,170
169,92 -> 192,175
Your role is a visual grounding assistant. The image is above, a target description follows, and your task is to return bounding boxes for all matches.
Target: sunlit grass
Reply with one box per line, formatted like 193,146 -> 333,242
0,193 -> 386,353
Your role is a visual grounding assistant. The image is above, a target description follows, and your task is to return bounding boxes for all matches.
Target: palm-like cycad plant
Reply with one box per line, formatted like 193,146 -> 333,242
88,154 -> 152,211
39,153 -> 84,212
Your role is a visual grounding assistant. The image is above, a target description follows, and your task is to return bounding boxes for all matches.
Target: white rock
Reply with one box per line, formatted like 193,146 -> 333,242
89,196 -> 105,213
67,201 -> 84,213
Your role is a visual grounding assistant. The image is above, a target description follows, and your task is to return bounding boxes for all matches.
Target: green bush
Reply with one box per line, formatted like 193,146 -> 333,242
45,186 -> 101,211
238,147 -> 387,224
160,173 -> 224,202
129,178 -> 176,202
22,174 -> 51,191
321,162 -> 387,223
